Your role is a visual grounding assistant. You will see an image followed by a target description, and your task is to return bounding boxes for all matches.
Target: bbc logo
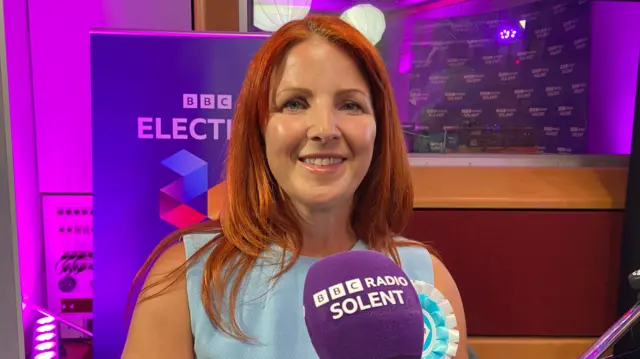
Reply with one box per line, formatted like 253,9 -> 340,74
313,278 -> 365,307
183,94 -> 233,110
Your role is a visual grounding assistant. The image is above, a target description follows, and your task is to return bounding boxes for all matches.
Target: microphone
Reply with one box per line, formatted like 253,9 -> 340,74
578,268 -> 640,359
629,269 -> 640,292
302,250 -> 424,359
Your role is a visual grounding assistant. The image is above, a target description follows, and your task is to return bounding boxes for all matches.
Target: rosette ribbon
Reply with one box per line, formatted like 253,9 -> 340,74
411,280 -> 460,359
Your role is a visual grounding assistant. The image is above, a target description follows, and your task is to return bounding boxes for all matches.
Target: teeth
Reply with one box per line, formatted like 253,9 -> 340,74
303,158 -> 344,166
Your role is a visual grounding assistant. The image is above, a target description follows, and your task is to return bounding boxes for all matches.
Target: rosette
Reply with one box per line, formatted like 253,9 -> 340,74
411,280 -> 460,359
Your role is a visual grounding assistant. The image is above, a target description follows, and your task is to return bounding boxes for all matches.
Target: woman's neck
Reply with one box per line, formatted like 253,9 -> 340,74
295,203 -> 357,258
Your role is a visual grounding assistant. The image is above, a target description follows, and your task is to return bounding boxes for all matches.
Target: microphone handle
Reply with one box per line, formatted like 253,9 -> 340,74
577,300 -> 640,359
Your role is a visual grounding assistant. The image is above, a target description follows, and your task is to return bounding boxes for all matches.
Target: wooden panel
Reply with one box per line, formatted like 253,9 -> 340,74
206,167 -> 629,215
410,167 -> 628,209
404,210 -> 623,336
193,0 -> 239,31
468,337 -> 605,359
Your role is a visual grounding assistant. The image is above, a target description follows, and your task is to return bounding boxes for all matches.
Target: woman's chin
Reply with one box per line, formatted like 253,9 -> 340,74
296,190 -> 351,209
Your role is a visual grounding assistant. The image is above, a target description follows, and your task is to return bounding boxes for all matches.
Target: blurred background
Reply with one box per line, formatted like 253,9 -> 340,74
1,0 -> 639,358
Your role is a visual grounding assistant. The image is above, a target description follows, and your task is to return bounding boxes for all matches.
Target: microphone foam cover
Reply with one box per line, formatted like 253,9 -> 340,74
303,250 -> 423,359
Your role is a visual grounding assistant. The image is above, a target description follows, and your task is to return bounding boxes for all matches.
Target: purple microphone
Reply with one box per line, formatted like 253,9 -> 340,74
303,250 -> 424,359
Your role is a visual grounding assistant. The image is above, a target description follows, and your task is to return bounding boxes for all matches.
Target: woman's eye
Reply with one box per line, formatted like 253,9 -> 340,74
342,102 -> 363,112
283,99 -> 307,112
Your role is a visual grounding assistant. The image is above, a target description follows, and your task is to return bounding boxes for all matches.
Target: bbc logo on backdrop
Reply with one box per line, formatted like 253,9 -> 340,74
183,94 -> 233,110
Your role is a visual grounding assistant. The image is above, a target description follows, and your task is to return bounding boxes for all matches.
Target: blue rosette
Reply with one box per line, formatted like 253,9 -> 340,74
411,280 -> 460,359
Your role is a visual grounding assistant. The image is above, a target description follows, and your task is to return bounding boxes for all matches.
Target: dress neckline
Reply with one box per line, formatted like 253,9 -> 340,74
263,240 -> 369,265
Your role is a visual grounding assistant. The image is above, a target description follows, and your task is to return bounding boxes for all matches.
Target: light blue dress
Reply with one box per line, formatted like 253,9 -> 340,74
183,233 -> 435,359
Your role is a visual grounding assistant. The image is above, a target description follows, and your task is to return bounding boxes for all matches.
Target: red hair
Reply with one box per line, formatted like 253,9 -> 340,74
131,14 -> 431,341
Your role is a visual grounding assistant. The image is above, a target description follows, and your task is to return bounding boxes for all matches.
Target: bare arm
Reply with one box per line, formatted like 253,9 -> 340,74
432,255 -> 469,359
121,244 -> 194,359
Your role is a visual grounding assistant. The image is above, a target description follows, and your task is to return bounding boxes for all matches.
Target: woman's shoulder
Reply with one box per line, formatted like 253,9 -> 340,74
394,236 -> 469,354
182,232 -> 222,259
123,241 -> 194,358
393,235 -> 434,260
391,236 -> 468,349
392,236 -> 435,285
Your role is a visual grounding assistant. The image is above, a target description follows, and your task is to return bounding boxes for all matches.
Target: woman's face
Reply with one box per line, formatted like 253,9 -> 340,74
265,36 -> 376,210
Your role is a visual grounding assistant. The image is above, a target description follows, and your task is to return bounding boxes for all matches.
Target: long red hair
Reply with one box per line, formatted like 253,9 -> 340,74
131,14 -> 431,341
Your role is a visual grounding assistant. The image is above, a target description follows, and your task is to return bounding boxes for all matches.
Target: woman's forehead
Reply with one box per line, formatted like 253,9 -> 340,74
270,38 -> 369,95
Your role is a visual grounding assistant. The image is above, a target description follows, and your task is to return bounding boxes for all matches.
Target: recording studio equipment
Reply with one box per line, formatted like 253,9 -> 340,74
42,195 -> 94,339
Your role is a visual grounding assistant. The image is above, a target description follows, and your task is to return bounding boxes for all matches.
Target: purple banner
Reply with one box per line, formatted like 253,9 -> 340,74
406,0 -> 591,154
91,31 -> 266,359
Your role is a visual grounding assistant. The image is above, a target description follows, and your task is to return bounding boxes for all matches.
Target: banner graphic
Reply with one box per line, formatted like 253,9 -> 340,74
406,0 -> 591,154
91,31 -> 266,359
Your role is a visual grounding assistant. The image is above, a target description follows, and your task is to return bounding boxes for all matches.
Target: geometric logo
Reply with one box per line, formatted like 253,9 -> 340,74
159,149 -> 209,228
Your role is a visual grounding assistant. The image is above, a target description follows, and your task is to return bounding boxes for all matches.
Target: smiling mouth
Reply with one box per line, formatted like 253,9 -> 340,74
298,157 -> 346,166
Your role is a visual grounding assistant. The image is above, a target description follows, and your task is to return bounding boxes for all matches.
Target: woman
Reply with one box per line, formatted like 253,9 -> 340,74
122,15 -> 468,359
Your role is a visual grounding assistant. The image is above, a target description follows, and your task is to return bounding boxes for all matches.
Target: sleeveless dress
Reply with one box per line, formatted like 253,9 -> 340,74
183,233 -> 435,359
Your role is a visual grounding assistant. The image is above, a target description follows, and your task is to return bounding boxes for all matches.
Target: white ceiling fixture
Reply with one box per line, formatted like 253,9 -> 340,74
340,4 -> 387,45
253,0 -> 313,32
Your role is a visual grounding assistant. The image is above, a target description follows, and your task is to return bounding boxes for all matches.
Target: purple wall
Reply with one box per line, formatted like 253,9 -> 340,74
28,0 -> 192,194
3,0 -> 192,346
310,0 -> 426,13
0,10 -> 27,356
383,0 -> 640,154
3,0 -> 45,347
588,1 -> 640,154
379,13 -> 410,123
